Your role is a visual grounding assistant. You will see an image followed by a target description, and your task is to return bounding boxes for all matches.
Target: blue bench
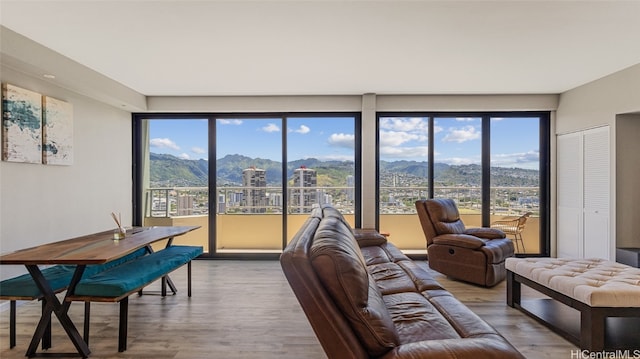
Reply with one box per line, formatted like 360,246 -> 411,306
65,245 -> 203,352
0,247 -> 148,349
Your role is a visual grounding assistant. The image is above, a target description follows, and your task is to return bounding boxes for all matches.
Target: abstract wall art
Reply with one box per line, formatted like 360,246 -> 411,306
1,83 -> 43,164
43,95 -> 73,165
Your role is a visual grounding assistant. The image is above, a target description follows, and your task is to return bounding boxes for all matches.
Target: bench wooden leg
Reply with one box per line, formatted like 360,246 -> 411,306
9,300 -> 16,349
84,302 -> 91,345
188,261 -> 192,297
582,307 -> 606,351
118,297 -> 128,352
506,271 -> 521,307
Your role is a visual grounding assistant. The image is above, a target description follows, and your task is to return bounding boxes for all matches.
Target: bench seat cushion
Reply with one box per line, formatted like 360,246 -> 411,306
74,245 -> 203,298
62,247 -> 149,278
0,248 -> 150,299
0,266 -> 73,298
506,257 -> 640,307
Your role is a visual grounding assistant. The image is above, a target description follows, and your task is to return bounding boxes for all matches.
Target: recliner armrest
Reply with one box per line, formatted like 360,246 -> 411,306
432,234 -> 485,249
352,228 -> 388,247
464,227 -> 506,240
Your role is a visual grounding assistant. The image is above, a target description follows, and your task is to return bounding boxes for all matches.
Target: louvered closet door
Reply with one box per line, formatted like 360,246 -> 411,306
557,132 -> 583,258
556,126 -> 610,260
583,126 -> 610,259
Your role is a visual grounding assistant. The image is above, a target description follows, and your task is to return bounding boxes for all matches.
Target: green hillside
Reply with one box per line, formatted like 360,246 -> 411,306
149,153 -> 539,187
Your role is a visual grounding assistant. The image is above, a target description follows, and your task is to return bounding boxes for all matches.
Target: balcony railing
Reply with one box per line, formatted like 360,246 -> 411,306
145,186 -> 539,218
143,185 -> 541,254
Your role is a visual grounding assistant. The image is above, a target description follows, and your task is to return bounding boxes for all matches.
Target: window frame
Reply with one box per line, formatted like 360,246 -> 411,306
132,112 -> 362,259
376,111 -> 551,257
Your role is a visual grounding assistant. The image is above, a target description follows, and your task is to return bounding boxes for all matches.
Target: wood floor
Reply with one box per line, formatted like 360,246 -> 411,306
0,260 -> 580,358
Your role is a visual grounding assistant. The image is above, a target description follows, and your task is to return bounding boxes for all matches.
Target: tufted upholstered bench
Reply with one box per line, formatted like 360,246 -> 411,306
506,257 -> 640,351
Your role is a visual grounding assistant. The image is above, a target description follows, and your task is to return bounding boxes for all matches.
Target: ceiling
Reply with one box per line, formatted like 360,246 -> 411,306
1,1 -> 640,97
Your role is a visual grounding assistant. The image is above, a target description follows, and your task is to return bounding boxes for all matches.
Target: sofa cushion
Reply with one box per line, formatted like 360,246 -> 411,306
384,292 -> 461,343
353,228 -> 388,247
310,216 -> 399,357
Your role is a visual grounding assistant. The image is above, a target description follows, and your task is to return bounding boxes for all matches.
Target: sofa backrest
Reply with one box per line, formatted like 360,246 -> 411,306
280,205 -> 399,358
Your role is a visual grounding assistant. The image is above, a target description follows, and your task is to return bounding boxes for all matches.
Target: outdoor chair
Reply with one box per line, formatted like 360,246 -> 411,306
490,212 -> 532,253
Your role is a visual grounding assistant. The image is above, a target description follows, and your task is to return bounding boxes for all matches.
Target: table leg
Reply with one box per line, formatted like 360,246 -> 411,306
25,265 -> 91,358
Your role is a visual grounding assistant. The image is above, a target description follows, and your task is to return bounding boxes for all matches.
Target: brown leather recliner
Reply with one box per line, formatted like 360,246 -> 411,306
415,198 -> 515,287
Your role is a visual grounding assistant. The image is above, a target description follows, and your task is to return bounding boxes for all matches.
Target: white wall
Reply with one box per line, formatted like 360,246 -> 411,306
0,66 -> 133,280
555,63 -> 640,256
556,63 -> 640,134
616,114 -> 640,249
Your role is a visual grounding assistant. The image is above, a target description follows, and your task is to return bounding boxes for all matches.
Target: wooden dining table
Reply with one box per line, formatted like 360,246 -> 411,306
0,225 -> 200,358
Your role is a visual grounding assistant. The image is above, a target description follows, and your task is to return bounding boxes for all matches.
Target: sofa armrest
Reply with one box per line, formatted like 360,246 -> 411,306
432,234 -> 485,249
352,228 -> 388,247
379,336 -> 524,359
464,227 -> 506,240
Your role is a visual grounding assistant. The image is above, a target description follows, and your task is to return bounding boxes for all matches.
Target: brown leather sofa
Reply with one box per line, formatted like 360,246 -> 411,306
415,198 -> 515,287
280,205 -> 524,359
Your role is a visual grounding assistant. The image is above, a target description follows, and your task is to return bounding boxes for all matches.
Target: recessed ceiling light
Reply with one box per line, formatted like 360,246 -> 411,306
43,74 -> 56,79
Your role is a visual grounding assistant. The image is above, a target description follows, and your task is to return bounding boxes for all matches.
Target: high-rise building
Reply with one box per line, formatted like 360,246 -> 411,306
218,193 -> 226,214
242,166 -> 267,213
291,166 -> 317,213
346,174 -> 354,201
177,194 -> 194,216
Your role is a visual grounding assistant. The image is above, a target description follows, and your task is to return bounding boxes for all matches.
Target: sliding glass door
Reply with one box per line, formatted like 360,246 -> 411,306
136,117 -> 210,253
215,117 -> 284,253
286,116 -> 357,240
377,112 -> 549,256
134,113 -> 359,257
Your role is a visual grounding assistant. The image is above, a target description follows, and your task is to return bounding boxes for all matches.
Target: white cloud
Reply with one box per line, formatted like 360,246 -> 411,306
380,117 -> 428,132
314,154 -> 354,161
150,138 -> 180,150
442,125 -> 480,143
178,153 -> 191,160
328,133 -> 354,148
380,130 -> 427,147
218,119 -> 243,125
492,150 -> 539,169
441,156 -> 479,165
262,123 -> 280,132
191,147 -> 206,154
380,146 -> 429,159
291,125 -> 310,134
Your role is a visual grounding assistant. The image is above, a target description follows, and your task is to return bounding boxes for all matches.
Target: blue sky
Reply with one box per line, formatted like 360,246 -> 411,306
148,116 -> 540,169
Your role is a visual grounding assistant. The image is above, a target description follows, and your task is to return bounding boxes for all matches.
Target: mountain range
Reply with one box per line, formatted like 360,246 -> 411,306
149,153 -> 539,188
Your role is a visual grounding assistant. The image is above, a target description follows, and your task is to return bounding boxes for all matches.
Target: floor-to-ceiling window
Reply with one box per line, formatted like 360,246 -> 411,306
133,113 -> 359,258
490,116 -> 542,254
378,116 -> 430,251
285,116 -> 358,241
377,112 -> 550,256
215,117 -> 284,253
134,117 -> 211,252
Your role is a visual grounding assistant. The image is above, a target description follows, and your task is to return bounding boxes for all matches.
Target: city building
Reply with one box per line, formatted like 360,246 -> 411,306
176,194 -> 194,216
242,167 -> 267,213
291,166 -> 317,213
